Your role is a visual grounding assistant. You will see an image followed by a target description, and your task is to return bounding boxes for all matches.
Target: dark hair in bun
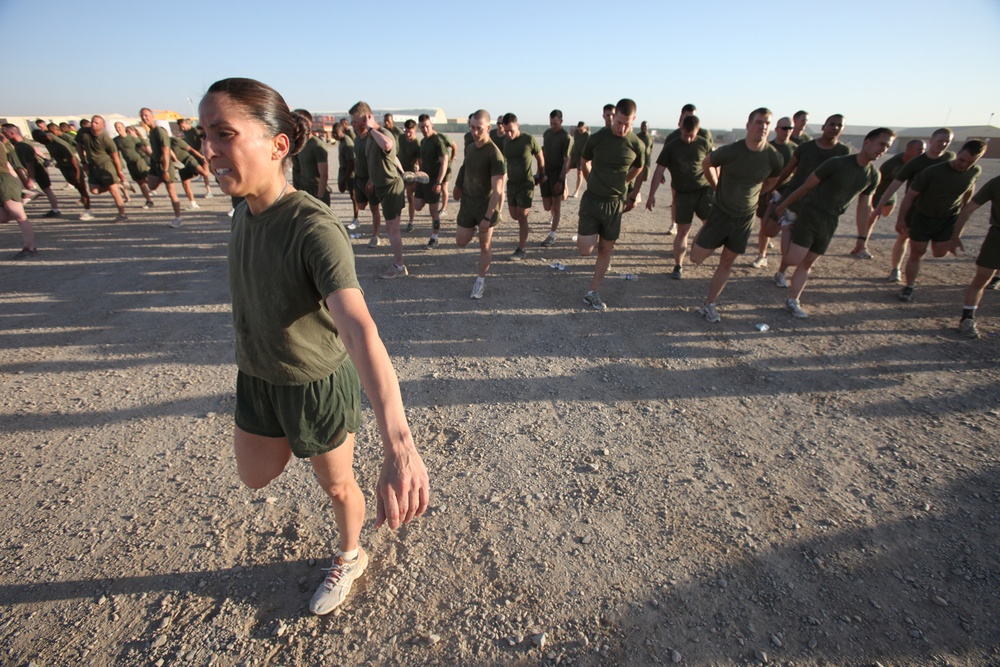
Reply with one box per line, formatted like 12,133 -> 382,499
204,78 -> 307,163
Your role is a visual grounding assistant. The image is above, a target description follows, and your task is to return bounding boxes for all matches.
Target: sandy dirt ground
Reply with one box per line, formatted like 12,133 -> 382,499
1,140 -> 999,667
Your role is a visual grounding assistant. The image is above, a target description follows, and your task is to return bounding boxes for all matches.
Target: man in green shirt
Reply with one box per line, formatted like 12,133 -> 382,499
439,133 -> 457,215
415,114 -> 449,248
950,174 -> 1000,338
871,128 -> 954,283
383,114 -> 403,142
113,122 -> 155,208
789,110 -> 811,146
397,119 -> 422,232
577,98 -> 645,311
773,128 -> 896,318
502,113 -> 544,259
569,121 -> 589,198
896,140 -> 986,302
333,123 -> 360,229
74,115 -> 129,221
454,109 -> 505,300
37,128 -> 92,214
350,101 -> 408,279
767,114 -> 850,287
646,114 -> 714,279
662,104 -> 714,234
291,109 -> 330,205
350,115 -> 383,247
140,107 -> 184,228
690,107 -> 784,323
751,116 -> 795,268
850,138 -> 924,258
0,125 -> 62,218
539,109 -> 573,247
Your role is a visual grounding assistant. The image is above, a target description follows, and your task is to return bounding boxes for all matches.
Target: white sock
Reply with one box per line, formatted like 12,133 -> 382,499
338,547 -> 359,561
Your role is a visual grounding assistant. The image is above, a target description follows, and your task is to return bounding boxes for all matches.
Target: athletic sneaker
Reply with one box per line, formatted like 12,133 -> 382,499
751,255 -> 768,269
380,264 -> 408,279
227,209 -> 234,218
671,265 -> 683,280
426,237 -> 439,249
510,247 -> 526,261
470,277 -> 485,300
899,285 -> 915,302
854,248 -> 873,260
204,191 -> 214,198
404,221 -> 414,233
403,171 -> 430,184
368,236 -> 380,248
13,247 -> 38,259
583,290 -> 607,311
79,211 -> 95,221
888,268 -> 901,283
986,275 -> 1000,290
41,209 -> 61,218
170,217 -> 183,228
699,302 -> 721,323
114,214 -> 128,222
786,298 -> 808,319
309,549 -> 369,616
187,200 -> 200,210
666,223 -> 677,235
959,318 -> 980,339
144,201 -> 155,209
347,218 -> 360,230
540,234 -> 556,247
774,271 -> 788,288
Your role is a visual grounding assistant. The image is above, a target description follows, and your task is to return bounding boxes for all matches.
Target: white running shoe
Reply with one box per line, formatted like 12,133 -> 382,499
774,271 -> 788,288
751,255 -> 768,269
170,217 -> 183,228
309,549 -> 369,616
786,298 -> 808,319
470,277 -> 485,300
79,211 -> 95,221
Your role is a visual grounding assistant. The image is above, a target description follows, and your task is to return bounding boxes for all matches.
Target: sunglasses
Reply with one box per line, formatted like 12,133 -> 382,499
777,126 -> 793,130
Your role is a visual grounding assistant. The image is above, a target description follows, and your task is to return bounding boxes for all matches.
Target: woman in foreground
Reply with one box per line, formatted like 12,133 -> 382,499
200,78 -> 429,615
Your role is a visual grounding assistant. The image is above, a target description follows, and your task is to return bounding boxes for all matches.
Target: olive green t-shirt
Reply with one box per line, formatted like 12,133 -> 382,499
171,136 -> 197,165
14,141 -> 46,173
76,128 -> 118,171
503,133 -> 541,187
5,141 -> 25,170
782,140 -> 852,199
709,140 -> 784,217
147,126 -> 172,170
872,152 -> 906,205
183,128 -> 202,152
464,131 -> 473,147
911,161 -> 982,218
789,131 -> 812,147
637,131 -> 654,171
292,136 -> 328,195
387,125 -> 403,141
363,127 -> 402,192
337,134 -> 354,176
571,130 -> 589,159
47,136 -> 77,169
456,141 -> 505,198
971,175 -> 1000,229
655,136 -> 712,193
397,135 -> 421,172
353,133 -> 369,182
896,151 -> 956,187
581,127 -> 645,199
419,134 -> 447,183
228,191 -> 362,386
665,127 -> 713,146
801,155 -> 880,219
542,128 -> 572,176
114,135 -> 147,168
489,128 -> 504,153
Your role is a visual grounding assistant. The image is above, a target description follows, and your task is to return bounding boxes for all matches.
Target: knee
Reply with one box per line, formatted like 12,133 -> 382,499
238,468 -> 280,490
317,476 -> 356,503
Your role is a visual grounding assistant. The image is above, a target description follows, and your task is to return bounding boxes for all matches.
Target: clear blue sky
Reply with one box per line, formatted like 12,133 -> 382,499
4,0 -> 1000,131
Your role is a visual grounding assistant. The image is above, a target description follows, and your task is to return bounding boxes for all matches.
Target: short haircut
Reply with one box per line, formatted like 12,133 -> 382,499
748,107 -> 772,123
384,113 -> 394,121
793,110 -> 808,120
403,119 -> 416,129
47,123 -> 58,131
603,103 -> 615,113
681,115 -> 700,132
681,103 -> 696,114
961,139 -> 987,156
348,101 -> 372,117
31,129 -> 47,142
932,127 -> 953,139
576,121 -> 585,128
502,112 -> 518,125
864,127 -> 896,142
418,113 -> 430,123
1,123 -> 18,134
825,114 -> 844,124
549,109 -> 562,119
34,118 -> 45,125
471,109 -> 490,124
80,119 -> 91,127
906,139 -> 925,151
293,108 -> 313,124
615,98 -> 636,117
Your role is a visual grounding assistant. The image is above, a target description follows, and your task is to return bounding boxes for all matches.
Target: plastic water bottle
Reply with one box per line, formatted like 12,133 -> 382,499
756,323 -> 770,332
350,233 -> 362,239
550,262 -> 567,271
618,273 -> 638,281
